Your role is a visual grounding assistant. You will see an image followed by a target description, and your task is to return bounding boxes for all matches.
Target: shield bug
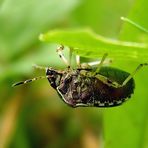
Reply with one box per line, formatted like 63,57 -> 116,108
12,45 -> 148,108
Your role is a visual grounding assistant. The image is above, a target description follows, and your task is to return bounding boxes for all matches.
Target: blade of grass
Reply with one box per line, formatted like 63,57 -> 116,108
121,17 -> 148,34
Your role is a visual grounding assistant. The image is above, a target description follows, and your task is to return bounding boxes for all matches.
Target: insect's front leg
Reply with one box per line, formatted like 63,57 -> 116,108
56,45 -> 71,69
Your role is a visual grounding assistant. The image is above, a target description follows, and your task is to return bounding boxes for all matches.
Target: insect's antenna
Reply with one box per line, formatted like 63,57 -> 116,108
12,75 -> 50,87
32,64 -> 47,71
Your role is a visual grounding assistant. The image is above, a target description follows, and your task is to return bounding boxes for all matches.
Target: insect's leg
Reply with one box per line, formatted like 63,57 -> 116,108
122,63 -> 148,86
94,53 -> 108,74
56,45 -> 70,68
87,58 -> 112,66
76,55 -> 80,67
69,48 -> 72,68
12,75 -> 49,87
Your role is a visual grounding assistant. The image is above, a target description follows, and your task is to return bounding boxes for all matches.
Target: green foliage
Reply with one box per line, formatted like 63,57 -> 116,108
39,28 -> 148,62
0,0 -> 148,148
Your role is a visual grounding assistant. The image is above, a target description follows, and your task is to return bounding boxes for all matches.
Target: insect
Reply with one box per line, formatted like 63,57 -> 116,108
12,45 -> 148,108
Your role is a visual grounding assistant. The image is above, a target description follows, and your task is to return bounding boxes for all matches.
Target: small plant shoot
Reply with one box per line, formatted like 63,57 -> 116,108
12,45 -> 148,108
121,17 -> 148,34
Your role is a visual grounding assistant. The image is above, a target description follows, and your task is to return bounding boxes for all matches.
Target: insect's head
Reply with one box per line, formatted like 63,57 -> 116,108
46,68 -> 62,89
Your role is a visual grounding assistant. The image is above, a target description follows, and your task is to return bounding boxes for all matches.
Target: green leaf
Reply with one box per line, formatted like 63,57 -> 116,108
39,29 -> 148,62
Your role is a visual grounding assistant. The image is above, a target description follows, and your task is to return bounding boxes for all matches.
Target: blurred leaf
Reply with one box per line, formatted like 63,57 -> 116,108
39,29 -> 148,62
0,0 -> 79,60
0,94 -> 22,148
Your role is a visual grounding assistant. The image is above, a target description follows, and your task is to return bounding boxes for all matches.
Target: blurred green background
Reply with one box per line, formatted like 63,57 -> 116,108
0,0 -> 148,148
